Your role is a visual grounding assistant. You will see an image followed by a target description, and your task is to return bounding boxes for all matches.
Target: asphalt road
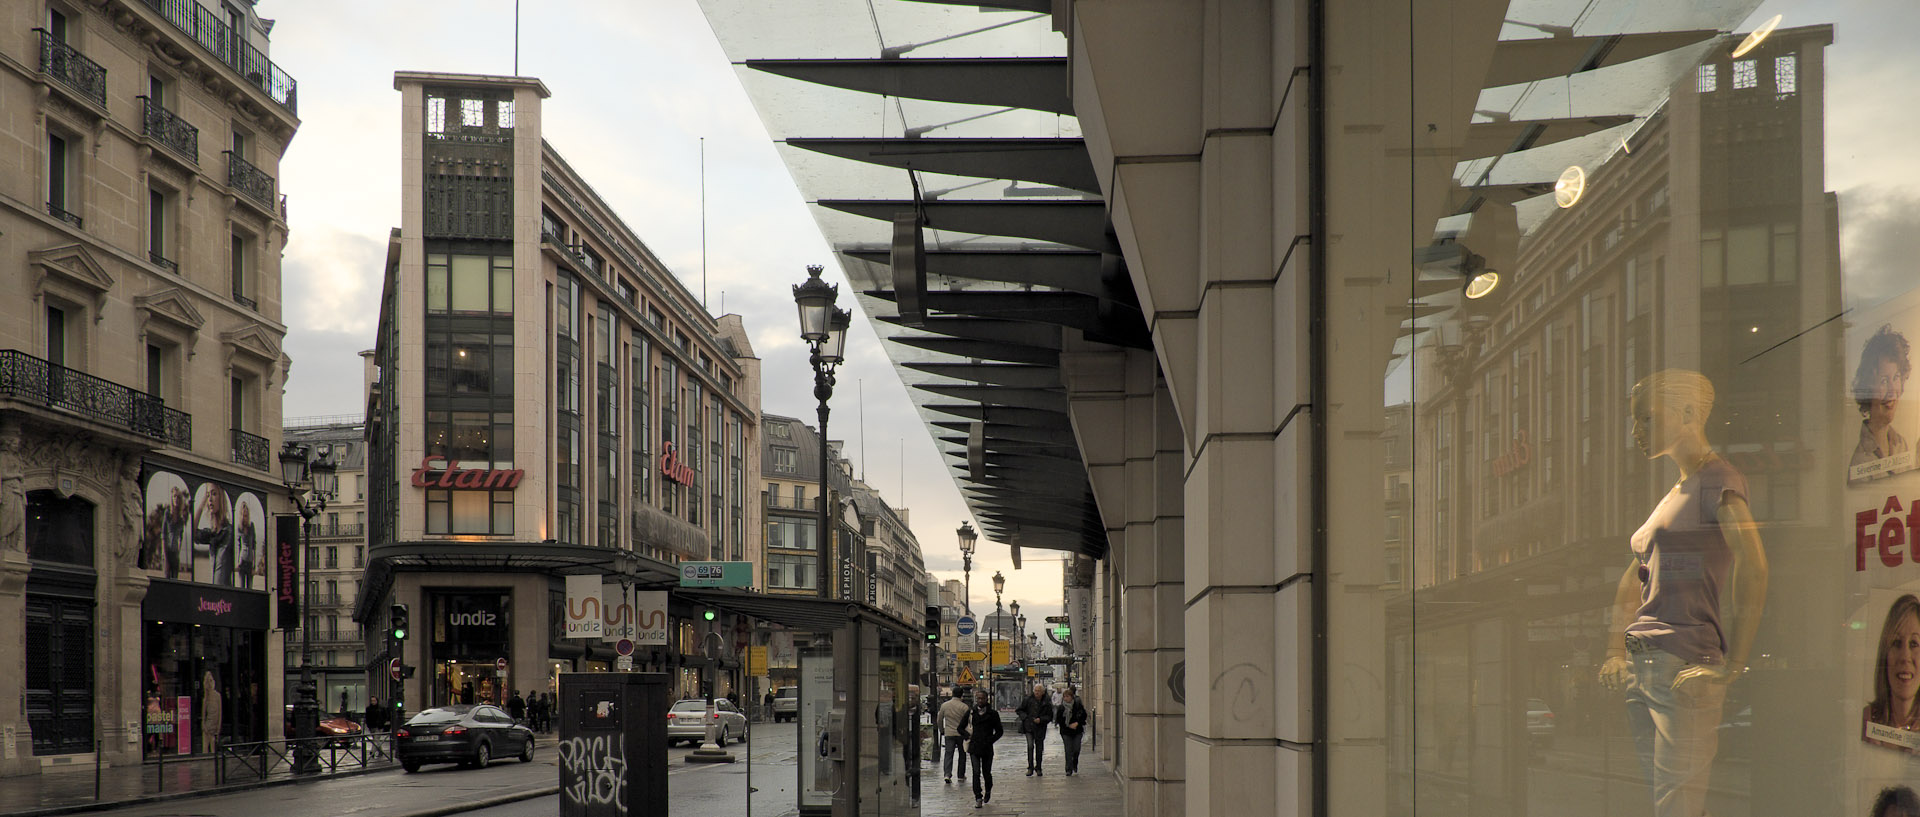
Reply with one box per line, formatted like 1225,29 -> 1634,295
90,723 -> 807,817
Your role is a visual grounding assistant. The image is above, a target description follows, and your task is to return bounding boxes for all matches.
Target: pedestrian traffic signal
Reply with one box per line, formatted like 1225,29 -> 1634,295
390,603 -> 409,641
924,605 -> 941,643
702,607 -> 717,622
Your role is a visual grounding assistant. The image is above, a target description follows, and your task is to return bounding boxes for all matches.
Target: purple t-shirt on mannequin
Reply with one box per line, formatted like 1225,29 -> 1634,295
1626,457 -> 1749,666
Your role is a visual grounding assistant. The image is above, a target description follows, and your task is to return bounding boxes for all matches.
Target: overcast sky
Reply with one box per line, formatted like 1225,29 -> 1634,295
263,0 -> 1067,636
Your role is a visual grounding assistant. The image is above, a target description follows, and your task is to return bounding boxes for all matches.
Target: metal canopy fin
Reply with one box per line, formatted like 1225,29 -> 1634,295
746,57 -> 1071,115
785,138 -> 1100,194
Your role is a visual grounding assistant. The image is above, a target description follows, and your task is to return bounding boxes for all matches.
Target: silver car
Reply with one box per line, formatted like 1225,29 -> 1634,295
667,698 -> 747,746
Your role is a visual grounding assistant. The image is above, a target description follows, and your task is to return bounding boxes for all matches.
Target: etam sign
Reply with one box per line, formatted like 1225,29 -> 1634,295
410,456 -> 525,490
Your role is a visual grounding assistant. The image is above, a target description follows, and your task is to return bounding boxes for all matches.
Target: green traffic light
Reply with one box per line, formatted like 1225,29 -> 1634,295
393,627 -> 407,640
703,608 -> 716,621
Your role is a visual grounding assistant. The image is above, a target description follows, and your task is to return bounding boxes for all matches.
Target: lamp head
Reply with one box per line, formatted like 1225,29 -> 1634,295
821,307 -> 852,365
957,521 -> 977,555
792,265 -> 838,342
278,442 -> 309,488
992,570 -> 1004,595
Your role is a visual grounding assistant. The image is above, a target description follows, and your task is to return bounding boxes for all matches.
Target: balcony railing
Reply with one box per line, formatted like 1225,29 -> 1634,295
231,428 -> 269,471
765,493 -> 819,511
226,152 -> 275,209
0,350 -> 190,447
149,250 -> 178,272
135,0 -> 297,114
36,30 -> 106,107
234,291 -> 257,311
46,203 -> 82,229
140,95 -> 198,163
305,522 -> 366,539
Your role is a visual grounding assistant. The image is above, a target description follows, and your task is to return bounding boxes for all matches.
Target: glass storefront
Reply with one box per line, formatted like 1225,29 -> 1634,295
427,589 -> 511,707
140,578 -> 269,756
1374,3 -> 1920,815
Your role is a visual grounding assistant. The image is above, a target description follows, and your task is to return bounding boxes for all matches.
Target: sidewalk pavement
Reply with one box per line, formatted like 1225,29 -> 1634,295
0,748 -> 400,817
920,735 -> 1123,816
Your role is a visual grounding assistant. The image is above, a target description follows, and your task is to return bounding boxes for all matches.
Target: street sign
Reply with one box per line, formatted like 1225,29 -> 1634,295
958,667 -> 975,685
495,657 -> 508,672
955,615 -> 977,636
957,651 -> 987,662
957,633 -> 978,653
615,655 -> 633,671
679,561 -> 754,588
1045,615 -> 1068,624
615,638 -> 634,657
991,640 -> 1010,667
389,658 -> 402,681
748,645 -> 768,677
1046,656 -> 1072,665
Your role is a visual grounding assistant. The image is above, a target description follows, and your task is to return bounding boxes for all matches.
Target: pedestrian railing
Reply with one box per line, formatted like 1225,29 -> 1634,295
212,732 -> 396,784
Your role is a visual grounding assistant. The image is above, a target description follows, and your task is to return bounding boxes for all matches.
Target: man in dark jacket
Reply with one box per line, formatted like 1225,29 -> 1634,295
365,696 -> 387,732
506,690 -> 527,724
961,688 -> 1003,808
1013,683 -> 1054,775
1054,688 -> 1090,775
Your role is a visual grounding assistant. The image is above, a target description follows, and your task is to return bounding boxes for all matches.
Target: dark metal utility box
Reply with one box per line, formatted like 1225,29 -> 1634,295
557,672 -> 669,817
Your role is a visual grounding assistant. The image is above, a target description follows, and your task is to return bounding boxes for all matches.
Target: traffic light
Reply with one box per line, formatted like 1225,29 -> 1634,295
390,603 -> 409,641
924,605 -> 941,643
702,607 -> 717,622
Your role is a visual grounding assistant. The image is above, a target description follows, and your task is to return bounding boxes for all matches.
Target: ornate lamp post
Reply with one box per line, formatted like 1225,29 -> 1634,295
279,441 -> 337,774
794,265 -> 851,600
957,521 -> 976,617
991,571 -> 1005,678
1015,610 -> 1027,666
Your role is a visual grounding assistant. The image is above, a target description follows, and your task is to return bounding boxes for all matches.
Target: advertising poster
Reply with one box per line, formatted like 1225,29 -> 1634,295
563,574 -> 602,639
1846,293 -> 1920,789
139,464 -> 269,591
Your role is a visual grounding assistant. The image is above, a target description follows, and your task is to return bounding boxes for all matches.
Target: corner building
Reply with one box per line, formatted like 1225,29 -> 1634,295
0,0 -> 299,775
365,72 -> 761,711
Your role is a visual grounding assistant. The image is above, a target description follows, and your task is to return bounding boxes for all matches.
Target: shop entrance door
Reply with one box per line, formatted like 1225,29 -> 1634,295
26,595 -> 94,755
437,662 -> 503,706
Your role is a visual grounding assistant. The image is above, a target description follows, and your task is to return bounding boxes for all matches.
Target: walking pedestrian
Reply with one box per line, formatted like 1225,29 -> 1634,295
365,696 -> 386,733
537,692 -> 551,732
939,686 -> 972,785
506,689 -> 526,724
765,687 -> 776,722
1055,688 -> 1089,775
1014,683 -> 1054,775
962,687 -> 1003,808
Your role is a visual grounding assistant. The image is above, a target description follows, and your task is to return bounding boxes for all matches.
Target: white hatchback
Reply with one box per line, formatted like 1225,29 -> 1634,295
667,698 -> 748,746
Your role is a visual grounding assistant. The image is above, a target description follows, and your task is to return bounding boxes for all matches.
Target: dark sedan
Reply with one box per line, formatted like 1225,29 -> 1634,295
395,704 -> 534,772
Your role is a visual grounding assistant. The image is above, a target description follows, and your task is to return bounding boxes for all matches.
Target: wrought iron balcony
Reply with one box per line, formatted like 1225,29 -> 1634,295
135,0 -> 297,115
234,291 -> 257,311
149,250 -> 178,272
36,30 -> 106,108
225,152 -> 275,209
0,350 -> 190,447
231,427 -> 269,471
140,96 -> 198,163
45,204 -> 82,228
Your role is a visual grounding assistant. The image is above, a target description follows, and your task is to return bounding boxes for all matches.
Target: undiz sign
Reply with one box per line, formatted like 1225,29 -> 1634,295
410,456 -> 525,490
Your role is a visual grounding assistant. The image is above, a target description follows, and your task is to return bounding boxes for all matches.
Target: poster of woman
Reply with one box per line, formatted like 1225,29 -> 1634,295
233,492 -> 263,590
1850,324 -> 1916,484
143,471 -> 192,579
191,483 -> 234,586
1863,594 -> 1920,752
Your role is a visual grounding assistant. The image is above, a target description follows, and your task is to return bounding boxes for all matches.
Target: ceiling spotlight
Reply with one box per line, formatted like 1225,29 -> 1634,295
1554,165 -> 1586,209
1464,271 -> 1500,300
1731,14 -> 1783,58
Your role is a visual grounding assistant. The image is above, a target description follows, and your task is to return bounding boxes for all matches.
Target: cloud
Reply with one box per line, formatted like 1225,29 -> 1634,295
1840,185 -> 1920,309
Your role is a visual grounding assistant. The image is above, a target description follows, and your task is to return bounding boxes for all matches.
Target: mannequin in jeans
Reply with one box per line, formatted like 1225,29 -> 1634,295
1599,369 -> 1768,817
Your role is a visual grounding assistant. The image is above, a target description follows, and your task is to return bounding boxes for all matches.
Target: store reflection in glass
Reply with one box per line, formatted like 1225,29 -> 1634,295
1554,165 -> 1586,209
1732,14 -> 1784,58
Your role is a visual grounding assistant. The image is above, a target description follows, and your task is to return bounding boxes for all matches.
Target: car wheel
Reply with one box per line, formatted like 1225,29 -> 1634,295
402,760 -> 420,773
474,742 -> 490,769
520,738 -> 535,763
719,726 -> 729,747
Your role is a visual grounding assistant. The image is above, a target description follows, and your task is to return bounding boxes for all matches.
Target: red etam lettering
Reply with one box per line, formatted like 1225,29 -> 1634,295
409,456 -> 525,490
659,442 -> 696,486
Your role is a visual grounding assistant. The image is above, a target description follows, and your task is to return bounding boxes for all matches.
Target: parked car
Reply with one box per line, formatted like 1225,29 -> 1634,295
668,698 -> 748,746
395,704 -> 535,772
1525,698 -> 1556,751
773,687 -> 798,723
282,705 -> 367,748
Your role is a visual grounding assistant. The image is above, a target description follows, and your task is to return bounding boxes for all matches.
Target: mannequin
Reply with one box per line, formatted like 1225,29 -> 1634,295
1599,369 -> 1769,817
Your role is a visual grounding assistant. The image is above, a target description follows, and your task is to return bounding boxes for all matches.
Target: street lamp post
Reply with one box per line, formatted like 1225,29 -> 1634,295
794,265 -> 851,600
279,442 -> 337,774
957,522 -> 976,682
991,571 -> 1005,683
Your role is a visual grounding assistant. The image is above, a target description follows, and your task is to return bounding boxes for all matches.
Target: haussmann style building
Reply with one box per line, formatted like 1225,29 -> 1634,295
0,0 -> 300,776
